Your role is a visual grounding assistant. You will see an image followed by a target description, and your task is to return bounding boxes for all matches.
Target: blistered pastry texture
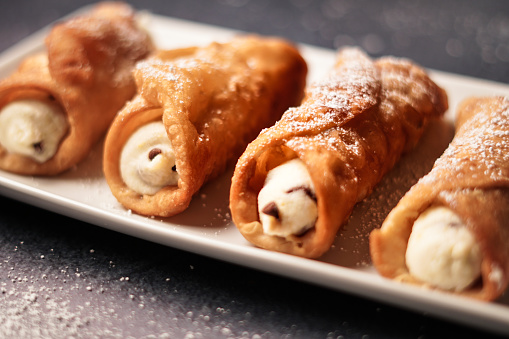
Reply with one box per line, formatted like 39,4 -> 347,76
0,2 -> 153,175
370,96 -> 509,301
103,35 -> 308,217
229,47 -> 448,258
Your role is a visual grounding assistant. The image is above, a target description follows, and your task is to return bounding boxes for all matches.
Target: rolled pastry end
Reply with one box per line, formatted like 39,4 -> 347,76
0,99 -> 68,163
405,206 -> 482,291
257,158 -> 318,237
120,121 -> 179,195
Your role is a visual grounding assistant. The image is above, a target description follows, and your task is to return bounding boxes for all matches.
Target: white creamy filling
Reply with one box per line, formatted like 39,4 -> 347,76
257,158 -> 318,237
405,206 -> 482,291
0,99 -> 68,163
120,121 -> 178,195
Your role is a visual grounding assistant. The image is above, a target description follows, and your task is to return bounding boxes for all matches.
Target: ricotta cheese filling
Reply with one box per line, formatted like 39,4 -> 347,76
257,158 -> 318,237
0,99 -> 68,163
120,121 -> 178,195
405,206 -> 482,291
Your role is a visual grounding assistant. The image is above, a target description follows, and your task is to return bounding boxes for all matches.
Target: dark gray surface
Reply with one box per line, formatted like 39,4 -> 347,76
0,0 -> 508,338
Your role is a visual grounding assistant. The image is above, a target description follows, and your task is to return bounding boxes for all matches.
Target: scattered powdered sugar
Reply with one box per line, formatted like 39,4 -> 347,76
0,242 -> 265,338
0,275 -> 94,337
321,118 -> 454,267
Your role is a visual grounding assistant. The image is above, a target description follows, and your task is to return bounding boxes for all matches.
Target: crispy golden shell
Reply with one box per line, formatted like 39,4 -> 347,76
229,47 -> 448,258
370,97 -> 509,301
103,35 -> 307,217
0,2 -> 153,175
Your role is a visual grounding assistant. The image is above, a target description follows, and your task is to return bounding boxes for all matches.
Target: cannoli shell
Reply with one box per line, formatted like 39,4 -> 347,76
103,35 -> 308,217
370,96 -> 509,301
229,47 -> 448,258
0,2 -> 153,175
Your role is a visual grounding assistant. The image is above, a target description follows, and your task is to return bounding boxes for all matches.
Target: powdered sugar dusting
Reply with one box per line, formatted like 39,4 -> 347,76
308,51 -> 378,112
320,119 -> 454,267
135,58 -> 182,84
434,98 -> 509,183
267,47 -> 379,139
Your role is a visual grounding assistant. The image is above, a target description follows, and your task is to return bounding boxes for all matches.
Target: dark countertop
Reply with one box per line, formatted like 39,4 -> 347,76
1,0 -> 508,338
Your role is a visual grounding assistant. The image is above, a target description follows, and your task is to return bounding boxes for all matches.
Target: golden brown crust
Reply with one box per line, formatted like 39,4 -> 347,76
370,96 -> 509,301
103,35 -> 308,217
0,2 -> 154,175
229,47 -> 448,258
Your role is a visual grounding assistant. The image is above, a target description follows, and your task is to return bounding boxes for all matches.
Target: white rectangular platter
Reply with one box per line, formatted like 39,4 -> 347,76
1,8 -> 509,335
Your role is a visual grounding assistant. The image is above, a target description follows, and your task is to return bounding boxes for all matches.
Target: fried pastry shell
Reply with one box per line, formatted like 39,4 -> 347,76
0,2 -> 153,175
103,35 -> 308,217
370,96 -> 509,301
229,47 -> 448,258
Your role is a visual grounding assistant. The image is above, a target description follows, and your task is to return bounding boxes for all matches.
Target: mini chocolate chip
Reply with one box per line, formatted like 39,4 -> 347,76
48,94 -> 56,101
33,141 -> 44,153
172,165 -> 177,172
261,201 -> 280,221
148,148 -> 162,160
286,185 -> 317,202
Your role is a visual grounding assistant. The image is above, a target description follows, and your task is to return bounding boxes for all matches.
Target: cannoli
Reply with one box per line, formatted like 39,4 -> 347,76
0,2 -> 154,175
103,35 -> 307,217
229,47 -> 448,258
370,96 -> 509,301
